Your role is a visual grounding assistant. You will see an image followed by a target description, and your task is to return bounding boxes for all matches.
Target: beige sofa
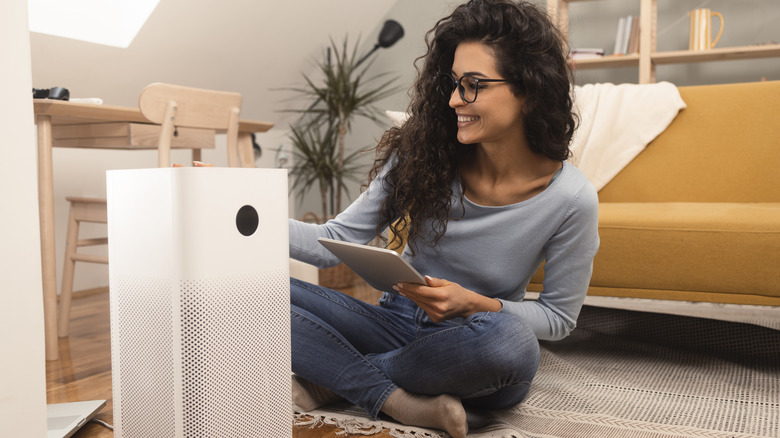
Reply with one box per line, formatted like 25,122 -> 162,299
529,80 -> 780,307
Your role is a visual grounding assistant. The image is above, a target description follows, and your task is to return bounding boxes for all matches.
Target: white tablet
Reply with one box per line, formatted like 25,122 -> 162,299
317,237 -> 426,293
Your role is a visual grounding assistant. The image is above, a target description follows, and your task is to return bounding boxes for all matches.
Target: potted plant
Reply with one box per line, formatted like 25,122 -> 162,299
284,32 -> 403,289
286,35 -> 402,223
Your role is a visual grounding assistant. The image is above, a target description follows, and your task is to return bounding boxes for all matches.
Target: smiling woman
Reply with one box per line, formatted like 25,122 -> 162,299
287,1 -> 599,437
28,0 -> 160,48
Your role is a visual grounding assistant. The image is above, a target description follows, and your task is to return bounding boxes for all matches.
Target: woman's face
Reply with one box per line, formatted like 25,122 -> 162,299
447,41 -> 525,147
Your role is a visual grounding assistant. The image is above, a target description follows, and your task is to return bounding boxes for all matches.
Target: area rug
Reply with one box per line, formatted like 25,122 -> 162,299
293,305 -> 780,437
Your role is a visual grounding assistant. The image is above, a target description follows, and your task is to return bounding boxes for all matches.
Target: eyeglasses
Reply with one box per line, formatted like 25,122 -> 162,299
436,73 -> 510,103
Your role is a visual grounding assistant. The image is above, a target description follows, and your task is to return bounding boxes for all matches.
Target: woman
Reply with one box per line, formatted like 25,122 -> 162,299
289,1 -> 599,436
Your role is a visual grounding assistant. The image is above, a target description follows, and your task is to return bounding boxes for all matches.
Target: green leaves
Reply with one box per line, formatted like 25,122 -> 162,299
284,35 -> 401,221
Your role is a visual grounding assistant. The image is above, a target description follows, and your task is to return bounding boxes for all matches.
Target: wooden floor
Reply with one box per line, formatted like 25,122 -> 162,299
46,279 -> 394,437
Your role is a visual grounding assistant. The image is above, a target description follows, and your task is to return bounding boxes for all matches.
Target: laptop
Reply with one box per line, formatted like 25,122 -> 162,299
47,400 -> 106,438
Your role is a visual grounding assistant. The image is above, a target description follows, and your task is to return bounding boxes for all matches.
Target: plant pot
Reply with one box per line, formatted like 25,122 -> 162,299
318,263 -> 356,290
299,212 -> 357,290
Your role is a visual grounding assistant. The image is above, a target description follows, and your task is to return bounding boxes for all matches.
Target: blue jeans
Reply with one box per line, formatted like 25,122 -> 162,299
290,278 -> 540,419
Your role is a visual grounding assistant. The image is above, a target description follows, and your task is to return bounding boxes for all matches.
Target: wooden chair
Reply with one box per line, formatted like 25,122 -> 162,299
57,83 -> 243,337
139,83 -> 243,167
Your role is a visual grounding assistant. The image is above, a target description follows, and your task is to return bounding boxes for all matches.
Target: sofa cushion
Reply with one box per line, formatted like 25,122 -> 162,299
529,202 -> 780,305
593,202 -> 780,301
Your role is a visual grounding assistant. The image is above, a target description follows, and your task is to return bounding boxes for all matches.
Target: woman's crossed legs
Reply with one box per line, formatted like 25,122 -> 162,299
290,278 -> 539,436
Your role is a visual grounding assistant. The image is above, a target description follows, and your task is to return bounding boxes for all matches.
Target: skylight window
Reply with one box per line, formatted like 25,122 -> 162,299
28,0 -> 160,48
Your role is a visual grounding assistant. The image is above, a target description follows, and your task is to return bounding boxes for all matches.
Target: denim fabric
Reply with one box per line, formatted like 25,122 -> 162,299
290,278 -> 541,419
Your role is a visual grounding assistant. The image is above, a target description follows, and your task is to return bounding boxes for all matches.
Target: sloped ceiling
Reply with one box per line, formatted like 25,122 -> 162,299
29,0 -> 399,124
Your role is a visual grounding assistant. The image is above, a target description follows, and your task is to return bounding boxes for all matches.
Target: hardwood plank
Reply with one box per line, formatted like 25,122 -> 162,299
47,292 -> 114,437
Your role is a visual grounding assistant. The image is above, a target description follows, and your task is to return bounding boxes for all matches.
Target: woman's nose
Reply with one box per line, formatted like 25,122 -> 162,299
449,89 -> 466,107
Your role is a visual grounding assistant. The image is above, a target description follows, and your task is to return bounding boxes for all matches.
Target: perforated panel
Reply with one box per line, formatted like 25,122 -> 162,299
111,270 -> 290,437
179,270 -> 290,437
111,275 -> 176,437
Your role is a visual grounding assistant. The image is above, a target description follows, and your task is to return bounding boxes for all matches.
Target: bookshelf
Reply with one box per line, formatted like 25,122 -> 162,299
547,0 -> 780,84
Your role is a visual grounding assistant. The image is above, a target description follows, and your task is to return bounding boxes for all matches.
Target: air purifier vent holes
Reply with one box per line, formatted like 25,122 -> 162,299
180,270 -> 291,436
113,276 -> 176,437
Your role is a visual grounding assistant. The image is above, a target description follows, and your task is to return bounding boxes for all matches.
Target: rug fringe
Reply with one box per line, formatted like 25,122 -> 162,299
293,412 -> 447,437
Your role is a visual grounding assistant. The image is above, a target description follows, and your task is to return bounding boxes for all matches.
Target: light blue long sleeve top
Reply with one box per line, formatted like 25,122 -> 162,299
289,161 -> 600,341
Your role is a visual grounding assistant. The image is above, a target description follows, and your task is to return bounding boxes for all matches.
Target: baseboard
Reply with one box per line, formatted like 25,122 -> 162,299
525,291 -> 780,330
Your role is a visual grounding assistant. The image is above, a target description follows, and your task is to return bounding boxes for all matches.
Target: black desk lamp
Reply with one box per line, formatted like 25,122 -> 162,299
356,19 -> 405,66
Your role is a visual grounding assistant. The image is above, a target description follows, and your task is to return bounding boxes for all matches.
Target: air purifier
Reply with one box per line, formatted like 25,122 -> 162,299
106,167 -> 290,437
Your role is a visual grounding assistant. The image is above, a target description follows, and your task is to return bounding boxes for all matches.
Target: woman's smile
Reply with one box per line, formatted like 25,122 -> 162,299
457,113 -> 480,126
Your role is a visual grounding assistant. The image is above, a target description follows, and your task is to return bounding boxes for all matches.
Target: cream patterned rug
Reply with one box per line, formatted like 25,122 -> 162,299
293,306 -> 780,438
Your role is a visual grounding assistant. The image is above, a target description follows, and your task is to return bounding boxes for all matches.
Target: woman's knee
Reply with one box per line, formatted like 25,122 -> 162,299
473,313 -> 540,381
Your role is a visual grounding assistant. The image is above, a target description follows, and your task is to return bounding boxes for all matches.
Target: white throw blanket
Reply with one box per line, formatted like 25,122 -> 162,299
385,81 -> 686,191
569,81 -> 686,191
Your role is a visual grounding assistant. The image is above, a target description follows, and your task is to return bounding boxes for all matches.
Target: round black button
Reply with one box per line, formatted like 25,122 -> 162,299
235,205 -> 259,236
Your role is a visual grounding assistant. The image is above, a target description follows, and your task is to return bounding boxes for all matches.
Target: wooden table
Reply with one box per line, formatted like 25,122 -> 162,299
33,99 -> 274,360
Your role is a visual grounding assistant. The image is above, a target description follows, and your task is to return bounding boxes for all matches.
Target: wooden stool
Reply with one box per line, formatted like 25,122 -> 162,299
58,196 -> 108,338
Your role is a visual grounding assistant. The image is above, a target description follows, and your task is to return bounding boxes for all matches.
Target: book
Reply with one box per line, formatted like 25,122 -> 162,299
613,16 -> 626,55
621,15 -> 632,55
613,15 -> 640,55
627,16 -> 640,54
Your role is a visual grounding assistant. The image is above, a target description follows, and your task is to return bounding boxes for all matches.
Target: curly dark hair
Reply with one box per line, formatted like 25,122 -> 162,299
368,0 -> 576,253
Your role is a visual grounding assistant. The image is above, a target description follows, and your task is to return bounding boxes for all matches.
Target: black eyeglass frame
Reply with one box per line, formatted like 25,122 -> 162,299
437,73 -> 510,103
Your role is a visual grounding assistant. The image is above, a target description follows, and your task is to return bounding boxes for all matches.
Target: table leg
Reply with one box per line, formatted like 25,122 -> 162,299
37,115 -> 59,361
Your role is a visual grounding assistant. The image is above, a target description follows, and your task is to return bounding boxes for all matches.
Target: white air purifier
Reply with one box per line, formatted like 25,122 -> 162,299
106,167 -> 290,437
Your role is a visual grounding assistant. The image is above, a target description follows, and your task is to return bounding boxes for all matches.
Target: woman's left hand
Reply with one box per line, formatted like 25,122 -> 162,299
393,276 -> 502,323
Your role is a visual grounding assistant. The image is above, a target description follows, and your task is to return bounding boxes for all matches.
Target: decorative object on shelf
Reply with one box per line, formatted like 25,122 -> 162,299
284,22 -> 403,223
689,8 -> 724,51
570,48 -> 605,60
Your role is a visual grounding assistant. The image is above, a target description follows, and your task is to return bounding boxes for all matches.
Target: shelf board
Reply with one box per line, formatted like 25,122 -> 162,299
568,44 -> 780,71
570,54 -> 640,70
653,44 -> 780,64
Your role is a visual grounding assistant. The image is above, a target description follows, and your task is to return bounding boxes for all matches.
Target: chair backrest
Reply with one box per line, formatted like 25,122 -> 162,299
139,83 -> 242,167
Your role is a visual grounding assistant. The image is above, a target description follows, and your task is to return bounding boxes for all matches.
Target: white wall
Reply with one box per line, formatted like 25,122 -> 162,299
0,0 -> 47,436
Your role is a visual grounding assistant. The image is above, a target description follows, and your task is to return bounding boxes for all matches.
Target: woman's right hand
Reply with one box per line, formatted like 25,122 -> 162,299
172,161 -> 214,168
